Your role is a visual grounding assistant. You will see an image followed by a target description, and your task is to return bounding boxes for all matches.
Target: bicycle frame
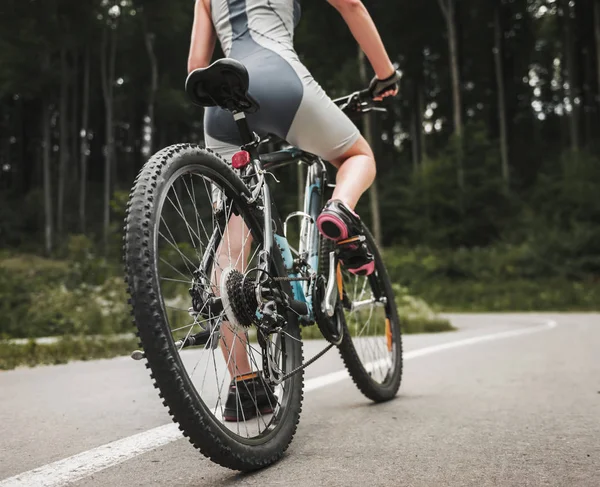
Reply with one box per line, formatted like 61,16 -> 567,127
255,145 -> 329,323
197,94 -> 374,324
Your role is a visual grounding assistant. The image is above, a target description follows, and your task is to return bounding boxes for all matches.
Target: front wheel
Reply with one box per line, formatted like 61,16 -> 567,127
124,144 -> 303,471
335,227 -> 403,402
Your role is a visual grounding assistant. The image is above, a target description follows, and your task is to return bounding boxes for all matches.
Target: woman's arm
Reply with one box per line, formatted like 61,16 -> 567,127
327,0 -> 396,89
187,0 -> 216,73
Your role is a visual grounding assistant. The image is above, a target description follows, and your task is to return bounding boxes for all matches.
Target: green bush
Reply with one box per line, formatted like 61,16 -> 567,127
393,284 -> 455,333
384,246 -> 600,311
405,277 -> 600,312
25,278 -> 130,337
0,336 -> 138,370
0,248 -> 130,339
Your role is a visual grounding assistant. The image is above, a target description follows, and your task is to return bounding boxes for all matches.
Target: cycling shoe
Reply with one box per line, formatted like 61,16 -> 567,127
317,200 -> 375,276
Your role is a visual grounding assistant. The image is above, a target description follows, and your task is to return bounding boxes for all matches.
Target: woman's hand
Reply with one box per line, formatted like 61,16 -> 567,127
369,70 -> 401,101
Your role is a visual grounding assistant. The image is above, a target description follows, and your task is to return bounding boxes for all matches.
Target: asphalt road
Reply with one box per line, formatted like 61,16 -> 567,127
1,314 -> 599,486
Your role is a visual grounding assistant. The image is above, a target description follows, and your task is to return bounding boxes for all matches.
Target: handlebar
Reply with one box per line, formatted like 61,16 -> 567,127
333,89 -> 388,117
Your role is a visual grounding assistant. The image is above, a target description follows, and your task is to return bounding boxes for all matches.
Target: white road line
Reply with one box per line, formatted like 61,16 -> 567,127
305,319 -> 557,392
0,319 -> 557,487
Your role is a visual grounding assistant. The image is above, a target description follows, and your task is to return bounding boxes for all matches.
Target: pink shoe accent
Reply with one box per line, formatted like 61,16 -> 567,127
348,261 -> 375,276
316,213 -> 349,241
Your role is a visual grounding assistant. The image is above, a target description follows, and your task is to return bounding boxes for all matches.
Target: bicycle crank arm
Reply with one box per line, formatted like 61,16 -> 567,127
131,327 -> 220,361
351,296 -> 387,311
174,329 -> 218,350
322,250 -> 338,318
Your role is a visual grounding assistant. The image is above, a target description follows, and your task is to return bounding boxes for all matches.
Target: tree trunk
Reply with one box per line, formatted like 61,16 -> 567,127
594,0 -> 600,110
57,47 -> 69,241
143,20 -> 158,157
79,47 -> 91,234
410,103 -> 420,174
417,83 -> 426,161
582,47 -> 593,147
410,78 -> 425,171
71,51 -> 79,184
101,23 -> 118,251
42,103 -> 53,255
494,2 -> 510,190
358,48 -> 382,247
438,0 -> 464,195
563,0 -> 580,151
446,1 -> 462,139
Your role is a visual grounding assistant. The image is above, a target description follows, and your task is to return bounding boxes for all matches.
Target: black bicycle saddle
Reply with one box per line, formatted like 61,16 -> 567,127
185,58 -> 260,114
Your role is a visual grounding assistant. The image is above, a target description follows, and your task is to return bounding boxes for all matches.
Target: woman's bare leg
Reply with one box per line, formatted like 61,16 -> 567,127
213,213 -> 254,378
329,135 -> 376,210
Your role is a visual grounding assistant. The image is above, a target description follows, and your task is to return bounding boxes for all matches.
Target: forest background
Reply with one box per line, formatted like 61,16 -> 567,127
1,0 -> 599,366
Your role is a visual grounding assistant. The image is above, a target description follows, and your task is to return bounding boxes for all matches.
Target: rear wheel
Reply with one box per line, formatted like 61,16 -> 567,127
124,144 -> 303,471
332,227 -> 403,402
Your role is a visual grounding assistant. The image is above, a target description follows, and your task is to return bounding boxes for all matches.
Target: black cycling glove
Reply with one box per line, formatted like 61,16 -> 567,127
368,70 -> 401,99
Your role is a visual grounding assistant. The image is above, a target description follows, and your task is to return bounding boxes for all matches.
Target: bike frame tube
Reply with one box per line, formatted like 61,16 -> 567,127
300,161 -> 326,288
229,112 -> 331,321
257,150 -> 328,321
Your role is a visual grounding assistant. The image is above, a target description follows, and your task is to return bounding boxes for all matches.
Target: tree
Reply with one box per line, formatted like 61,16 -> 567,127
79,48 -> 91,233
494,1 -> 510,189
594,0 -> 600,111
561,0 -> 580,151
42,101 -> 53,255
142,13 -> 158,158
437,0 -> 464,192
100,4 -> 119,250
57,47 -> 69,240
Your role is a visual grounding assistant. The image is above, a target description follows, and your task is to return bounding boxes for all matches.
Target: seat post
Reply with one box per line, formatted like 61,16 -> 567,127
232,111 -> 254,146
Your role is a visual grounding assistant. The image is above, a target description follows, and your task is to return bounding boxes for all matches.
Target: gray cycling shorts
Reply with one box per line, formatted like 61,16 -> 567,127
203,48 -> 360,162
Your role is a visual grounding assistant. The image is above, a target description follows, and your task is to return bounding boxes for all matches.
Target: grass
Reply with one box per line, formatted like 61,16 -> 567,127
0,304 -> 454,370
384,245 -> 600,312
0,336 -> 139,371
407,278 -> 600,312
300,313 -> 455,340
0,253 -> 70,273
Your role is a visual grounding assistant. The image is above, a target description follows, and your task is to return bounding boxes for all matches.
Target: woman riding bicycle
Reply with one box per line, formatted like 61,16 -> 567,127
187,0 -> 399,421
188,0 -> 399,260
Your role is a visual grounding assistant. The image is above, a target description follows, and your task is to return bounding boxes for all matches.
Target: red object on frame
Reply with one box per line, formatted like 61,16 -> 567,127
232,150 -> 251,169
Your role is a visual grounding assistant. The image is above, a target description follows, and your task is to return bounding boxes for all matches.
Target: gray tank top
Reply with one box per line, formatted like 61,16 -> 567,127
210,0 -> 301,58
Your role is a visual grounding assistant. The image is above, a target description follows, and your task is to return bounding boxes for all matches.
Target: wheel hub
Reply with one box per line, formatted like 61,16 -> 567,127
220,267 -> 259,330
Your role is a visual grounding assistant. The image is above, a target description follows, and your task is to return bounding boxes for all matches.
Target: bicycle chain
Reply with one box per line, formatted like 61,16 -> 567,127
272,276 -> 310,282
276,342 -> 334,384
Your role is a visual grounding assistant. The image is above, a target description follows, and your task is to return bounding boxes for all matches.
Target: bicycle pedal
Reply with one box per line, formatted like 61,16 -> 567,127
335,236 -> 375,276
337,235 -> 366,248
131,350 -> 145,361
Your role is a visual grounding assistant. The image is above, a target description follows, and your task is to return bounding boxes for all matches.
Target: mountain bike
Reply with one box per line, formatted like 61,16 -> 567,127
124,58 -> 402,471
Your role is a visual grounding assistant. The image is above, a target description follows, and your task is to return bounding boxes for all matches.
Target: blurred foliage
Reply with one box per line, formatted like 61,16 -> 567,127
385,245 -> 600,311
393,284 -> 455,333
0,236 -> 129,339
0,336 -> 138,370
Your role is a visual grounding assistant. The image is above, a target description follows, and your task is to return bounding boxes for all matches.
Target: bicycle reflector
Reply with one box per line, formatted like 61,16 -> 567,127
232,150 -> 251,169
